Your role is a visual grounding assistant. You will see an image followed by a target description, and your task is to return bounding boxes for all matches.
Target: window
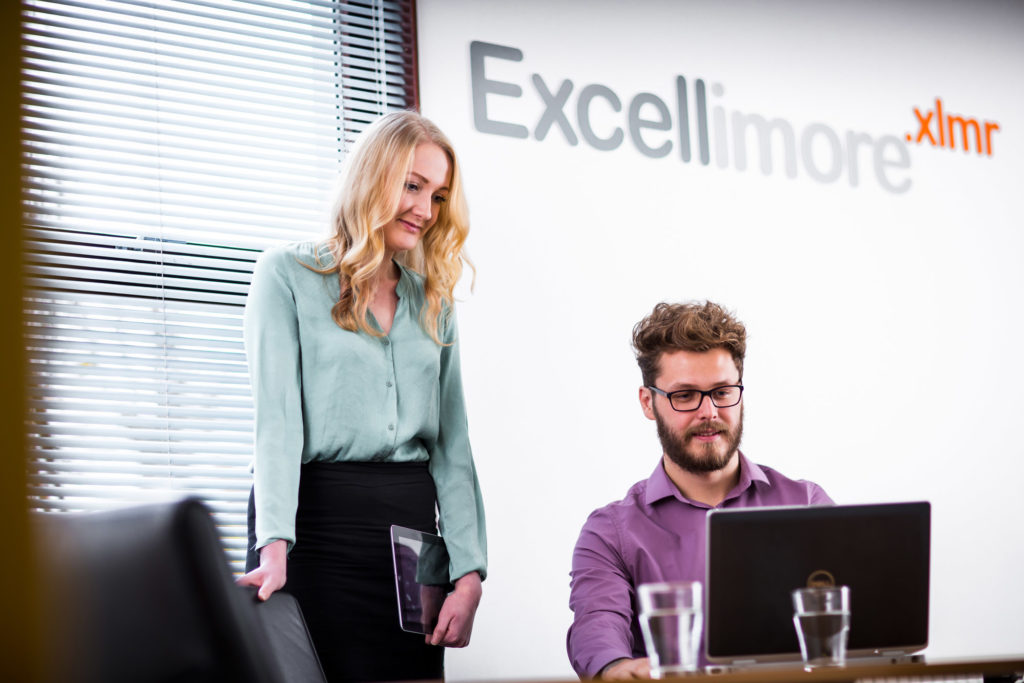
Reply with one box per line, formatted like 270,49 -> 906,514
22,0 -> 417,572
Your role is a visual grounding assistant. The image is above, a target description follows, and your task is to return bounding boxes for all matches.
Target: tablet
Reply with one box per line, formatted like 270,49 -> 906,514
390,525 -> 453,634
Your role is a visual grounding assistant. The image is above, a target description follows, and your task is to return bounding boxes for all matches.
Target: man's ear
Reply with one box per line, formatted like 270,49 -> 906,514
639,386 -> 656,421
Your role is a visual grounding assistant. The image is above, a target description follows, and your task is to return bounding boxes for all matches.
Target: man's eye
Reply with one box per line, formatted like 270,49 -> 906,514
713,387 -> 736,400
672,391 -> 697,402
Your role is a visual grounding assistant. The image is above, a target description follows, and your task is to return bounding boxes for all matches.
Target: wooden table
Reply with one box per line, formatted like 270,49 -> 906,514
671,656 -> 1024,683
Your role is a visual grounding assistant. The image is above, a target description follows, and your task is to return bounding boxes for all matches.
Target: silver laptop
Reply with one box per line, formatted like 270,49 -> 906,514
705,501 -> 930,668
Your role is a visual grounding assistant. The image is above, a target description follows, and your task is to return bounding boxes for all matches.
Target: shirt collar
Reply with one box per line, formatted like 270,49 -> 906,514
315,241 -> 334,266
393,260 -> 416,300
311,243 -> 412,294
644,451 -> 771,507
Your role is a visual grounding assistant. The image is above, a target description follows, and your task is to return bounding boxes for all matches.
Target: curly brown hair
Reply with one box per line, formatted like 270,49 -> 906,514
632,301 -> 747,386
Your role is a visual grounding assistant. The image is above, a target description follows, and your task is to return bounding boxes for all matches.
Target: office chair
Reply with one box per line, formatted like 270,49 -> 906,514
250,588 -> 328,683
33,497 -> 323,683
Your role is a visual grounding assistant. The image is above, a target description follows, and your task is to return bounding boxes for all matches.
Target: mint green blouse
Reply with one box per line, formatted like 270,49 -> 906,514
244,241 -> 487,581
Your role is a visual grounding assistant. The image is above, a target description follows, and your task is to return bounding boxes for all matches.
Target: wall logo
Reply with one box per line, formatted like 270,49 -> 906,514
907,98 -> 1000,156
470,41 -> 1003,196
805,570 -> 837,588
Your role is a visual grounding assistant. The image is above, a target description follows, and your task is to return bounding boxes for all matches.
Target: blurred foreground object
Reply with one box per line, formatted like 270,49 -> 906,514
33,497 -> 323,683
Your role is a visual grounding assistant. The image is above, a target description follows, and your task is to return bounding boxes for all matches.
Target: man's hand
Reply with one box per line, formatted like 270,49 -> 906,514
236,539 -> 287,601
428,571 -> 482,647
602,657 -> 651,679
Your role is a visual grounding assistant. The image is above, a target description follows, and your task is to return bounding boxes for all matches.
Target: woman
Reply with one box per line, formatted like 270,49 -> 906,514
238,111 -> 486,682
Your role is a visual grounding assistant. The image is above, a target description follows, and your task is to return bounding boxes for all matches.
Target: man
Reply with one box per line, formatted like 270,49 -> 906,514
567,301 -> 832,679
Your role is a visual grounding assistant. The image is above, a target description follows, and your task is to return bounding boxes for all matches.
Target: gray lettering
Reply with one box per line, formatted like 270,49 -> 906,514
470,41 -> 528,138
713,104 -> 728,169
577,84 -> 623,151
696,79 -> 709,165
873,135 -> 911,194
676,76 -> 690,162
532,75 -> 578,145
801,123 -> 843,183
731,112 -> 797,178
628,93 -> 672,158
466,44 -> 914,193
711,83 -> 728,169
845,131 -> 873,187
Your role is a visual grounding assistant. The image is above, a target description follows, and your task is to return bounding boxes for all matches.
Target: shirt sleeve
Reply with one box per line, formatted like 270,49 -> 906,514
244,248 -> 305,551
567,508 -> 639,678
427,310 -> 488,581
809,482 -> 834,505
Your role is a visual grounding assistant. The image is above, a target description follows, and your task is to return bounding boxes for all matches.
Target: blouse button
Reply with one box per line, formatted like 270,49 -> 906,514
387,424 -> 395,431
386,381 -> 393,387
382,339 -> 390,346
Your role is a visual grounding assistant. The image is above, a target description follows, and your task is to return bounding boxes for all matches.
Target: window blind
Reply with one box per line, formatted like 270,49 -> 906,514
22,0 -> 418,573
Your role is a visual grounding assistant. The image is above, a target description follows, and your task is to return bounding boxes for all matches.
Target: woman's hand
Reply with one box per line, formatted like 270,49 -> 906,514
428,571 -> 482,647
236,538 -> 287,601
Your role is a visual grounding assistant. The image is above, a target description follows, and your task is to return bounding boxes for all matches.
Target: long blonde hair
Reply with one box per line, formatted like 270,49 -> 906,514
315,111 -> 471,344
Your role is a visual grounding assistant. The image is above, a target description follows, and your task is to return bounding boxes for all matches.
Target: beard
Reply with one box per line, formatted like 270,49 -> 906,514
654,404 -> 744,474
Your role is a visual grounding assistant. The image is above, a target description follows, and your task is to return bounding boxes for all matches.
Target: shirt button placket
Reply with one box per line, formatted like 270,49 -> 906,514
383,336 -> 398,446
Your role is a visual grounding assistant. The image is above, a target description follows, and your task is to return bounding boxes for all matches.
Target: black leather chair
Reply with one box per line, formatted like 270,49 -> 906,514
33,497 -> 324,683
251,589 -> 328,683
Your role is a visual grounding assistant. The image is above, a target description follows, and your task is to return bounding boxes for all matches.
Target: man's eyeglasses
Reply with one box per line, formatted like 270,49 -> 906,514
646,384 -> 744,412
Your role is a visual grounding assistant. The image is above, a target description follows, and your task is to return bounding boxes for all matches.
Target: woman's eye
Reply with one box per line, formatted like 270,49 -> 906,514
406,182 -> 420,192
433,195 -> 447,204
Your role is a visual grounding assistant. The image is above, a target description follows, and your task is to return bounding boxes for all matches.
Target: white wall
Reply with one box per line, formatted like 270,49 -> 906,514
416,1 -> 1024,679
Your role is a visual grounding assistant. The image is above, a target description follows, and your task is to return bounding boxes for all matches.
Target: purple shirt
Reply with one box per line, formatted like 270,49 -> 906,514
567,453 -> 832,678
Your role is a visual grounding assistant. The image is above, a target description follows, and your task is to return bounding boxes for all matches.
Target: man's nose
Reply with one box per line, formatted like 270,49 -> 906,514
695,393 -> 718,419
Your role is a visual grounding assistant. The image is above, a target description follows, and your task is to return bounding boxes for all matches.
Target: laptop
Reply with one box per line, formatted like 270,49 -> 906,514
705,501 -> 931,668
389,525 -> 453,634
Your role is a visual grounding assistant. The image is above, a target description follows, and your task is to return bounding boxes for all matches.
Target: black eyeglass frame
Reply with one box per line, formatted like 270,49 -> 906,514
646,384 -> 745,412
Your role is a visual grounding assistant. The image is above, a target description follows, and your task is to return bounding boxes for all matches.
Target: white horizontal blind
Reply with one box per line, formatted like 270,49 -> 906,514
22,0 -> 418,572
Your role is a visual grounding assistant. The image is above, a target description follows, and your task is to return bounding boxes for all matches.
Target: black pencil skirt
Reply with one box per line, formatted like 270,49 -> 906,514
247,461 -> 444,683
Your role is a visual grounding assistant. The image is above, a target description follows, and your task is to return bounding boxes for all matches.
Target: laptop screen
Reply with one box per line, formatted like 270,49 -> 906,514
705,501 -> 930,664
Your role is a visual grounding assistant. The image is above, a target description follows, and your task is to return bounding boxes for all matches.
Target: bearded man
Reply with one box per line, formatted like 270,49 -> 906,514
566,301 -> 832,680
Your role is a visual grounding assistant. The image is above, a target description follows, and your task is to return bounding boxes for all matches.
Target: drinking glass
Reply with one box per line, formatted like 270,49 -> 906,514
791,586 -> 851,670
638,581 -> 703,678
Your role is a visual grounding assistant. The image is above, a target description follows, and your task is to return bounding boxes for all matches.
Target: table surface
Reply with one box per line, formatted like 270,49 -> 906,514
673,655 -> 1024,683
458,655 -> 1024,683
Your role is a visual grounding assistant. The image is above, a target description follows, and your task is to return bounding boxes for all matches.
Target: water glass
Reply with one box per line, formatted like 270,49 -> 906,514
791,585 -> 851,670
638,581 -> 703,678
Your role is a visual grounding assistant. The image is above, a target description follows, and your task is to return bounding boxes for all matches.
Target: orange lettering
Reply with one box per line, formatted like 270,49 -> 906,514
984,121 -> 1000,156
947,114 -> 983,153
908,99 -> 1001,158
913,107 -> 936,145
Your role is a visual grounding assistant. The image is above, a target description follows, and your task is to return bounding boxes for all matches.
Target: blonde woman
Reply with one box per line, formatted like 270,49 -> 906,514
238,111 -> 486,682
